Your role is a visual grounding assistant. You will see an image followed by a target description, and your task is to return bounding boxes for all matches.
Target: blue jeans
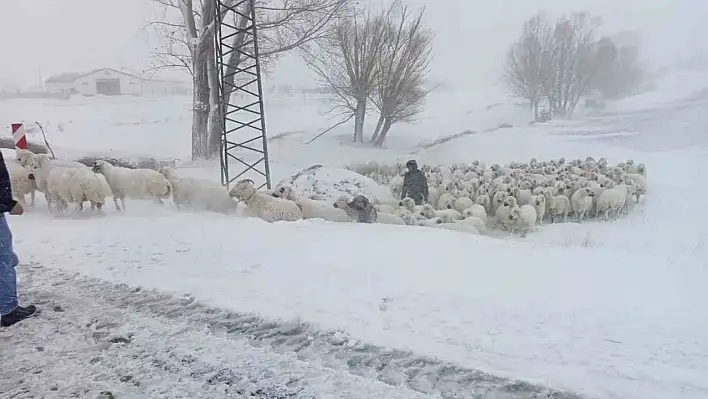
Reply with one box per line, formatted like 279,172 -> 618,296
0,214 -> 20,316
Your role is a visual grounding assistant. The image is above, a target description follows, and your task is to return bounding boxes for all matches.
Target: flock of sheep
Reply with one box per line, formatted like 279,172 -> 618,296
7,149 -> 647,238
339,156 -> 648,236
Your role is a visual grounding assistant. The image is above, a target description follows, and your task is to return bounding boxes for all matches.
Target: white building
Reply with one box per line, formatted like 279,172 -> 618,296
45,68 -> 190,97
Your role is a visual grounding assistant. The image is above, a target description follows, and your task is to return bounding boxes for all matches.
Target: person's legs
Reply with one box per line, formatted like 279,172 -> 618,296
0,214 -> 34,327
0,214 -> 19,316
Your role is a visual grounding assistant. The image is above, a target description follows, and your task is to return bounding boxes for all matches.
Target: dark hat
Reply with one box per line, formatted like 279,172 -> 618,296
406,160 -> 418,169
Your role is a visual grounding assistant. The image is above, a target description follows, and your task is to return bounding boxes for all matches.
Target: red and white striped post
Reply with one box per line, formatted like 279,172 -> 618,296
11,123 -> 27,151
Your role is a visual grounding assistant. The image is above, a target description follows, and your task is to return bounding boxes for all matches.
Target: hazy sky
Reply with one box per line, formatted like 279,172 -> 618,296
0,0 -> 706,90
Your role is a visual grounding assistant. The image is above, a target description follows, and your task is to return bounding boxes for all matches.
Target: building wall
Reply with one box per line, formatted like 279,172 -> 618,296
72,69 -> 143,96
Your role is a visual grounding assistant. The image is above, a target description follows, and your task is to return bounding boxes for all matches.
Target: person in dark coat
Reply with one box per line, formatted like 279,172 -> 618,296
400,160 -> 429,205
0,151 -> 35,328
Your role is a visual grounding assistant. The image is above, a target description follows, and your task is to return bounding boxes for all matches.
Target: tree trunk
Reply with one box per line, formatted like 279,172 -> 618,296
373,117 -> 392,147
532,100 -> 540,121
207,46 -> 222,159
353,97 -> 367,143
369,113 -> 385,143
191,53 -> 211,160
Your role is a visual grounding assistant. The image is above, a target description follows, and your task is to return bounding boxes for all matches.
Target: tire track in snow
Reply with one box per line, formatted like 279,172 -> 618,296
18,263 -> 587,399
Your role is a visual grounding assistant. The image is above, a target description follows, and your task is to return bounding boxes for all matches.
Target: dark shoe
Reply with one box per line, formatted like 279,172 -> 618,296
1,305 -> 37,327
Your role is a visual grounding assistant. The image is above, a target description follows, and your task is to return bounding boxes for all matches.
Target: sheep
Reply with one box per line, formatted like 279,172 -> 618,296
547,194 -> 571,223
274,186 -> 351,222
512,187 -> 533,206
420,204 -> 463,222
461,204 -> 488,223
400,212 -> 423,225
436,193 -> 456,210
7,162 -> 36,207
621,173 -> 647,198
457,215 -> 487,234
159,167 -> 237,214
637,163 -> 647,177
92,160 -> 171,212
68,168 -> 110,214
570,187 -> 595,221
374,212 -> 406,225
596,184 -> 630,220
229,179 -> 302,222
530,194 -> 546,225
399,197 -> 423,214
509,205 -> 537,237
30,157 -> 83,215
495,196 -> 518,230
355,157 -> 647,232
452,196 -> 474,213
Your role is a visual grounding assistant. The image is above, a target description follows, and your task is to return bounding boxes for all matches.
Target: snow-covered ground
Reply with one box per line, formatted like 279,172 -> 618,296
2,73 -> 708,399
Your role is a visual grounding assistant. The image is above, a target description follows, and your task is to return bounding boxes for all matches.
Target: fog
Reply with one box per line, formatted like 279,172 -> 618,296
1,0 -> 706,90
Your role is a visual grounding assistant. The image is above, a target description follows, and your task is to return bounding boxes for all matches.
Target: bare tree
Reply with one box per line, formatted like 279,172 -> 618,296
369,5 -> 433,146
301,7 -> 390,143
543,13 -> 598,117
504,13 -> 553,121
149,0 -> 349,160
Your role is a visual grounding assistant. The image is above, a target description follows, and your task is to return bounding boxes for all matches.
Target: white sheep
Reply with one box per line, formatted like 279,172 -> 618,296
68,168 -> 110,213
275,186 -> 351,222
530,194 -> 546,225
596,184 -> 630,220
452,196 -> 474,213
159,167 -> 237,214
461,204 -> 488,223
399,197 -> 423,214
92,160 -> 171,211
457,215 -> 487,234
7,162 -> 36,207
420,204 -> 463,222
436,192 -> 456,210
374,212 -> 406,225
570,187 -> 595,221
509,205 -> 537,237
512,187 -> 532,206
547,194 -> 571,223
31,157 -> 82,214
495,196 -> 518,230
230,179 -> 302,222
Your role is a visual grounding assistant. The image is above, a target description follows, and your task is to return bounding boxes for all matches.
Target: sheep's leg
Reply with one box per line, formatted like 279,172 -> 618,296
113,195 -> 122,212
119,197 -> 126,212
30,191 -> 35,207
96,202 -> 105,215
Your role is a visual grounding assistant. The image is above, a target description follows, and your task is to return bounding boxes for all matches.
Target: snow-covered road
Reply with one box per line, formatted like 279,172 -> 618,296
1,262 -> 580,398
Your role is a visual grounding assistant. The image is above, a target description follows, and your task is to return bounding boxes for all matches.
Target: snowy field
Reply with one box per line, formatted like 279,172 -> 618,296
2,73 -> 708,398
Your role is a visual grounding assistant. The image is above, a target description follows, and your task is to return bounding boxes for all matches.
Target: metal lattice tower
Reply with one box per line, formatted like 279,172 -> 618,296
214,0 -> 271,189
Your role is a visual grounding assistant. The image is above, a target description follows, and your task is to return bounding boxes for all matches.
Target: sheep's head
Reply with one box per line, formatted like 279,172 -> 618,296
333,195 -> 350,209
92,160 -> 107,173
438,196 -> 454,210
585,188 -> 595,197
535,194 -> 545,206
159,166 -> 176,179
400,197 -> 415,209
229,179 -> 256,200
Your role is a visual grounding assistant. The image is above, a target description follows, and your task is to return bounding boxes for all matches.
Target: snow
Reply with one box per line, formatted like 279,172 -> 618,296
3,71 -> 708,398
274,165 -> 397,204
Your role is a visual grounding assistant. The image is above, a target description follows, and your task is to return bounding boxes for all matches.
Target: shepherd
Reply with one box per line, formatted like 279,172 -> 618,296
400,160 -> 429,205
